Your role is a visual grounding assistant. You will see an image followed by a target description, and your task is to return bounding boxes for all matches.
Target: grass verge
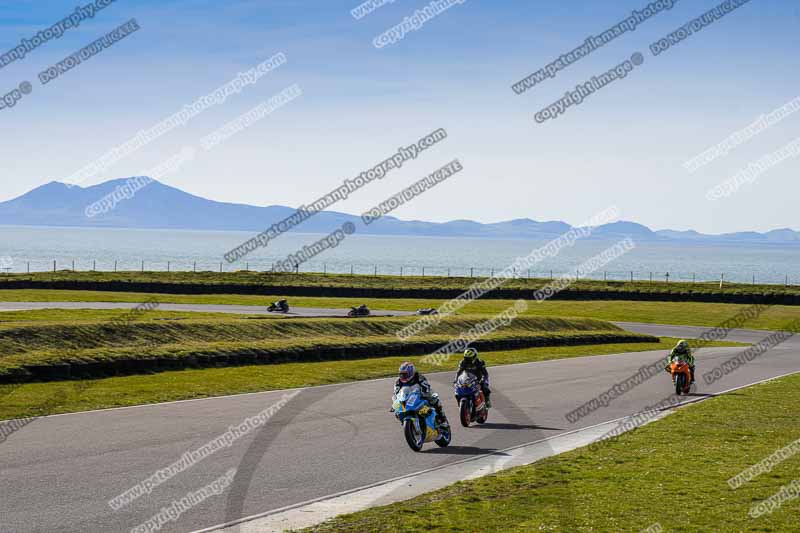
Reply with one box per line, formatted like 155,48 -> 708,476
310,372 -> 800,532
0,315 -> 652,381
0,314 -> 655,382
0,337 -> 740,420
3,270 -> 799,297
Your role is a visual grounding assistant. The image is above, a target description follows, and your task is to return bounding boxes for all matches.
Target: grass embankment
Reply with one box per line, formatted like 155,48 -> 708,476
0,336 -> 739,420
0,314 -> 654,382
3,289 -> 800,331
311,373 -> 800,532
2,270 -> 799,303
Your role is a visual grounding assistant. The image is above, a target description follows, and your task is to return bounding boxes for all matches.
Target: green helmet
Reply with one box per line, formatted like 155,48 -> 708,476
463,347 -> 478,362
676,340 -> 689,352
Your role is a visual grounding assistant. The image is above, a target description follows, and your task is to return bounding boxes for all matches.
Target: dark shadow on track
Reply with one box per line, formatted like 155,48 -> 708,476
681,392 -> 717,398
422,445 -> 510,456
470,422 -> 563,431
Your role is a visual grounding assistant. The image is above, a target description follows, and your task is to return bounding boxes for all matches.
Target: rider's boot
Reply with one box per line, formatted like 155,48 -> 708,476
690,365 -> 696,384
431,399 -> 449,427
436,409 -> 450,428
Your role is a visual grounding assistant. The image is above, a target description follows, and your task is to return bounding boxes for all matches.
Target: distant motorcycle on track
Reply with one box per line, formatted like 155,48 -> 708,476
347,304 -> 370,317
267,299 -> 290,313
415,308 -> 439,316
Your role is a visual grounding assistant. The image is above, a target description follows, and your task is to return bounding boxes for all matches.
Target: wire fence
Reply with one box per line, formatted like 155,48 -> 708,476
0,258 -> 797,287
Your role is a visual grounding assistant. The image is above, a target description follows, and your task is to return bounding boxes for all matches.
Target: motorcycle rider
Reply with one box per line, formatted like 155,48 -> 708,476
394,362 -> 449,427
455,348 -> 492,408
665,339 -> 695,383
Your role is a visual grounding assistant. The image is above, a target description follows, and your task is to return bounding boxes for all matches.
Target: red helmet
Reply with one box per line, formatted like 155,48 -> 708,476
398,361 -> 415,383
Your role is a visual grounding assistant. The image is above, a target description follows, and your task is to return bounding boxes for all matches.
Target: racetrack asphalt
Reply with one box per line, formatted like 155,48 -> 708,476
1,318 -> 798,532
0,301 -> 413,317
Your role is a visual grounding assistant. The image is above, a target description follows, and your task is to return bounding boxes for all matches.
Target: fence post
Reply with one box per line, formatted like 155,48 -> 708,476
666,272 -> 670,283
220,262 -> 223,273
693,273 -> 696,283
93,260 -> 96,271
114,261 -> 117,272
323,263 -> 327,275
720,273 -> 724,289
72,260 -> 75,271
527,269 -> 530,279
630,271 -> 633,282
447,268 -> 450,277
350,265 -> 354,276
193,261 -> 196,272
27,262 -> 30,274
753,274 -> 756,285
550,270 -> 553,280
786,275 -> 789,287
374,265 -> 377,277
491,268 -> 494,277
649,272 -> 653,283
400,266 -> 403,276
141,260 -> 144,273
53,260 -> 56,272
470,267 -> 473,278
422,267 -> 426,276
246,262 -> 249,271
167,261 -> 170,273
604,271 -> 607,281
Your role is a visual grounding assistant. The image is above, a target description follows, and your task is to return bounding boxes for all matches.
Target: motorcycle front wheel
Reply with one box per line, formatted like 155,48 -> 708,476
403,418 -> 425,452
675,373 -> 686,395
459,398 -> 472,427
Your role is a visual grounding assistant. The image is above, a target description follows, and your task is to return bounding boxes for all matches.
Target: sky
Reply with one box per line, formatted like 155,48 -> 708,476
0,0 -> 798,234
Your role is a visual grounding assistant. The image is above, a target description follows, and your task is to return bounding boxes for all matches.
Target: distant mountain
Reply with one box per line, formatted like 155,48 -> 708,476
655,229 -> 705,241
656,228 -> 800,244
1,178 -> 798,244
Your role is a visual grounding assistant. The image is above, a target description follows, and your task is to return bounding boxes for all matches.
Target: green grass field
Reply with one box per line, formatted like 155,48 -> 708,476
0,310 -> 656,380
310,372 -> 800,532
0,336 -> 738,420
2,289 -> 800,331
3,270 -> 798,297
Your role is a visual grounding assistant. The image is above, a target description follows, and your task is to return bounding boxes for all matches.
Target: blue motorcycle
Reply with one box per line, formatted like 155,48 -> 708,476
454,372 -> 489,427
392,385 -> 451,452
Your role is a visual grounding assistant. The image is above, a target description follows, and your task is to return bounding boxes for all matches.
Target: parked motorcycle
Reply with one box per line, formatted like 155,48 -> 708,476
454,372 -> 489,427
267,299 -> 289,313
391,385 -> 451,452
670,356 -> 693,395
348,304 -> 370,317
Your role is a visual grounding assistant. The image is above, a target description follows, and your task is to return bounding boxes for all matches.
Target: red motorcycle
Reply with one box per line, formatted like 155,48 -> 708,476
670,356 -> 692,395
454,372 -> 489,427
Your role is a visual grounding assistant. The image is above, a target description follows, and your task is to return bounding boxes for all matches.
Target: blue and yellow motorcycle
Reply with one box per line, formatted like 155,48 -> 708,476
392,385 -> 451,452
